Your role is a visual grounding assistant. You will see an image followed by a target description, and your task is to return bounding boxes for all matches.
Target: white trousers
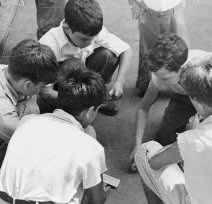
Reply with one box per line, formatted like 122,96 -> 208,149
134,141 -> 190,204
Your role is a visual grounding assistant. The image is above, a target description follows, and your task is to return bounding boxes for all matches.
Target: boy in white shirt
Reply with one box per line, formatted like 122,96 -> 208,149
135,55 -> 212,204
0,63 -> 107,204
39,0 -> 132,116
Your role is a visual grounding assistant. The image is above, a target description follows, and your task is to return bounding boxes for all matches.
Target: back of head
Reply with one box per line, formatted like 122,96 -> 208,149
180,59 -> 212,107
9,39 -> 58,84
146,33 -> 188,73
65,0 -> 103,36
57,66 -> 107,116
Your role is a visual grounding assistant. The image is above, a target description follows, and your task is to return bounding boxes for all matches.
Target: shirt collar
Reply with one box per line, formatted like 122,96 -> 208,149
0,66 -> 24,105
58,20 -> 77,51
52,109 -> 84,132
199,115 -> 212,127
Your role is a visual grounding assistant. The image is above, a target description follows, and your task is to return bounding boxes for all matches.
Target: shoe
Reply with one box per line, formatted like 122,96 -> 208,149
127,160 -> 138,174
138,91 -> 146,97
98,101 -> 119,116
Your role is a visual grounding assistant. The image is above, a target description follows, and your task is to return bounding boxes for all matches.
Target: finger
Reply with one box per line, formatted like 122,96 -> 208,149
109,88 -> 115,97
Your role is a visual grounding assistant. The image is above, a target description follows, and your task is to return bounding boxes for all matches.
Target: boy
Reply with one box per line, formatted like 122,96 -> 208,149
0,67 -> 107,204
39,0 -> 132,116
0,39 -> 58,165
134,55 -> 212,204
128,0 -> 188,95
129,33 -> 206,172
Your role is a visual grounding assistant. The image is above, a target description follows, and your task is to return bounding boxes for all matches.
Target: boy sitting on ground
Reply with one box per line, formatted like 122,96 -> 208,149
0,66 -> 107,204
134,56 -> 212,204
0,39 -> 58,166
39,0 -> 132,116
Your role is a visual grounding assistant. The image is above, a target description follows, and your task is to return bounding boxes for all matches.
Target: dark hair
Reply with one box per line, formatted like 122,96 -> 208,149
64,0 -> 103,36
146,33 -> 188,73
59,58 -> 86,80
180,61 -> 212,107
9,39 -> 58,84
57,67 -> 107,116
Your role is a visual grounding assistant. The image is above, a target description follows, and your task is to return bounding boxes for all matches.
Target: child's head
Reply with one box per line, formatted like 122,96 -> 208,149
8,39 -> 58,96
63,0 -> 103,48
57,64 -> 106,127
146,33 -> 188,86
180,58 -> 212,117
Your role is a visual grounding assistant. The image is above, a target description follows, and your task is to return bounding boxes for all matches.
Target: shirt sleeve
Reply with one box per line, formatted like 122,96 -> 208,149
80,148 -> 107,189
39,32 -> 60,61
177,130 -> 198,161
0,97 -> 39,143
0,100 -> 20,143
94,26 -> 130,57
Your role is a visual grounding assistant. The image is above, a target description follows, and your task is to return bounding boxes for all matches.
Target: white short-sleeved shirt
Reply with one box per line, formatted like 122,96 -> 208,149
0,109 -> 107,203
177,115 -> 212,204
152,49 -> 207,95
137,0 -> 182,11
0,65 -> 39,143
39,21 -> 130,62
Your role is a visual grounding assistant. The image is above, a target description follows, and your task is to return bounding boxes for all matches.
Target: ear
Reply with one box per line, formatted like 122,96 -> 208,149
22,80 -> 33,92
62,21 -> 72,33
85,106 -> 95,120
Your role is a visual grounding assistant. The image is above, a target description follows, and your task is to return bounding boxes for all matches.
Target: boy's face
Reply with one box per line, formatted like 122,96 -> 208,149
64,24 -> 97,48
154,67 -> 179,87
21,81 -> 46,96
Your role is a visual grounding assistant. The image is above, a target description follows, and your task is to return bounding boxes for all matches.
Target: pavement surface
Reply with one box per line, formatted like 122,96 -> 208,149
1,0 -> 212,203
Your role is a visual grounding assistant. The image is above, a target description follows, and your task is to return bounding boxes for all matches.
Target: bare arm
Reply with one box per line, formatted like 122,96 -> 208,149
149,141 -> 182,170
135,80 -> 159,146
109,48 -> 133,99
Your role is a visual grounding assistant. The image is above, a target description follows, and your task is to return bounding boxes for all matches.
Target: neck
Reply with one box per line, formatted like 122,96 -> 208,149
198,105 -> 212,120
5,70 -> 20,94
63,27 -> 78,47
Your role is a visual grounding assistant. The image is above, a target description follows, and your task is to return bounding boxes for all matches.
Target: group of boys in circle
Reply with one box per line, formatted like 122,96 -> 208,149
0,0 -> 211,203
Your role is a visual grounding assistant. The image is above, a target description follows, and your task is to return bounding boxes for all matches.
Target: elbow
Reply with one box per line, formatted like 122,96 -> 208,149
149,157 -> 161,171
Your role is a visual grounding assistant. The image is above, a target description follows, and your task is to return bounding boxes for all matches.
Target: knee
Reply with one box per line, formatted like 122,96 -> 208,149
96,47 -> 119,64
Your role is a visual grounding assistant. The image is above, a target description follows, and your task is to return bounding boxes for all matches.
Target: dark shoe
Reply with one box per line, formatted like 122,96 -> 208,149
98,101 -> 119,116
138,91 -> 146,97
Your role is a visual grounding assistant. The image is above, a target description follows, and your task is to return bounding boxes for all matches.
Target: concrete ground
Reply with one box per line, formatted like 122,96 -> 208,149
95,0 -> 212,203
1,0 -> 212,203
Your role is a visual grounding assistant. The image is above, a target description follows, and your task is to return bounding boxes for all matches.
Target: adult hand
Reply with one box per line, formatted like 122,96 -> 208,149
129,0 -> 141,19
109,82 -> 124,100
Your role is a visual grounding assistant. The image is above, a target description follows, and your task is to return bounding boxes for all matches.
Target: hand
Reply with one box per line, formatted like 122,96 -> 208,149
186,114 -> 200,130
109,82 -> 124,100
129,0 -> 141,19
17,96 -> 40,118
128,146 -> 139,173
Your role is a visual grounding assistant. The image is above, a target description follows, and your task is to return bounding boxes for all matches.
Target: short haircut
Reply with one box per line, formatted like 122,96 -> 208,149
180,59 -> 212,107
9,39 -> 58,84
146,33 -> 188,73
57,66 -> 107,116
64,0 -> 103,36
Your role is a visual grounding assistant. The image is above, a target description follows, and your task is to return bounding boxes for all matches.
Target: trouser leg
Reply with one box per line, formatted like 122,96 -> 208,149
36,0 -> 66,39
85,47 -> 119,83
135,141 -> 189,204
155,94 -> 196,146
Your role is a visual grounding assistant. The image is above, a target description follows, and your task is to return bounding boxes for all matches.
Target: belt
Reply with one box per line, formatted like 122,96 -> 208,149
142,1 -> 183,17
0,191 -> 54,204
